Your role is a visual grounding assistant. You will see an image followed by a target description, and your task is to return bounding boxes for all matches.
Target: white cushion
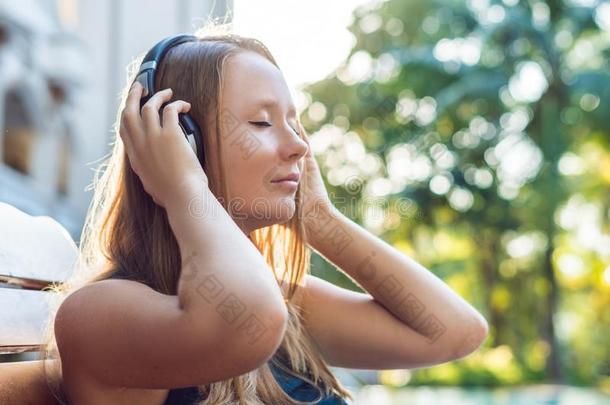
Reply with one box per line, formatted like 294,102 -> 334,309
0,202 -> 77,283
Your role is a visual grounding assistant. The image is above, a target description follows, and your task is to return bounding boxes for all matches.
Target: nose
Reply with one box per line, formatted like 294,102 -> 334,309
280,122 -> 308,161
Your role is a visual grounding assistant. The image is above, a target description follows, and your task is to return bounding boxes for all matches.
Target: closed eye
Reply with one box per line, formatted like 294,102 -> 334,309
249,121 -> 301,136
250,121 -> 272,127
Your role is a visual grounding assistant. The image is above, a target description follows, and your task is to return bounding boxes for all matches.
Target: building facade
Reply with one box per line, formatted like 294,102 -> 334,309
0,0 -> 232,240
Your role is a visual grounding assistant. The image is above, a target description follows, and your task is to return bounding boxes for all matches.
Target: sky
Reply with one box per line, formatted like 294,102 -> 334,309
233,0 -> 377,103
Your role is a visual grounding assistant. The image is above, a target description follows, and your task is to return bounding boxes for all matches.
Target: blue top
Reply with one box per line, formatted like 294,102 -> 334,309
163,359 -> 349,404
163,362 -> 347,405
106,270 -> 349,404
267,360 -> 349,405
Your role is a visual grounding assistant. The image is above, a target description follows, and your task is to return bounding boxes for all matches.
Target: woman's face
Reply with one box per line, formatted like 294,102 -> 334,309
218,50 -> 308,233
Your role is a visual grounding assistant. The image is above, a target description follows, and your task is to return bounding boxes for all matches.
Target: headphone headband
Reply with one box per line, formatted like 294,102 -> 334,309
136,34 -> 197,104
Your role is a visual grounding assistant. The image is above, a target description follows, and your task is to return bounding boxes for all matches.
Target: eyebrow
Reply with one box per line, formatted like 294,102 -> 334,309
251,98 -> 297,116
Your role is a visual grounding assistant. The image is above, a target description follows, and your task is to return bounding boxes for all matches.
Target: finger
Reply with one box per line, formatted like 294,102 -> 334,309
118,122 -> 135,161
141,88 -> 173,134
161,100 -> 191,133
120,82 -> 146,156
120,81 -> 146,142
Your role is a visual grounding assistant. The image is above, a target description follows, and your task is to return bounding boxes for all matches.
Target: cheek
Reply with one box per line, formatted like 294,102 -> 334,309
227,158 -> 268,194
225,144 -> 281,190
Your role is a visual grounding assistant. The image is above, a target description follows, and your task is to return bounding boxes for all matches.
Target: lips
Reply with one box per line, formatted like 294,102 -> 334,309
271,172 -> 300,183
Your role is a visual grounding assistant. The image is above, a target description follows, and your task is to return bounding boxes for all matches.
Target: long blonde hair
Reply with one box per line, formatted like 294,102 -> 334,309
39,23 -> 353,404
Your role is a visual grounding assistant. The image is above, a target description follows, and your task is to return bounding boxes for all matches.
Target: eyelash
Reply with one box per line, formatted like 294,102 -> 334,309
250,121 -> 301,136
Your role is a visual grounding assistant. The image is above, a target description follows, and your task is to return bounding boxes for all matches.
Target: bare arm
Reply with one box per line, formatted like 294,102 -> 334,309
302,203 -> 488,365
165,180 -> 289,344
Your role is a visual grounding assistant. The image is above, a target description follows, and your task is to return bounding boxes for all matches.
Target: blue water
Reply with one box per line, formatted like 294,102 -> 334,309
350,385 -> 610,405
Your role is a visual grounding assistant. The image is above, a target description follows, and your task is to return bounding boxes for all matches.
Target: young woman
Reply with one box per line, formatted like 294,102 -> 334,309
41,25 -> 489,405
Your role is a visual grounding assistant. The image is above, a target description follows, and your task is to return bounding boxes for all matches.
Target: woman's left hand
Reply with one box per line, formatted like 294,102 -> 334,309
298,124 -> 334,227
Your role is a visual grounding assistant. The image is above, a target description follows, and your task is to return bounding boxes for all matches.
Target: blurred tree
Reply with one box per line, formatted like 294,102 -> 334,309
301,0 -> 610,386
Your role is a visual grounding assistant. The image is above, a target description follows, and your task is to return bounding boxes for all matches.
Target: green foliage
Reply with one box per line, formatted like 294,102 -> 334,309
303,0 -> 610,388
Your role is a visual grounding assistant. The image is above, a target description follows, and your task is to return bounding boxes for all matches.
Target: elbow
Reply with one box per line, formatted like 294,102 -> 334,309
265,306 -> 289,354
450,317 -> 489,360
240,305 -> 289,367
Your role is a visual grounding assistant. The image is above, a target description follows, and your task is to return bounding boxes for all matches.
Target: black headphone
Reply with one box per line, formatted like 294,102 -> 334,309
134,34 -> 206,168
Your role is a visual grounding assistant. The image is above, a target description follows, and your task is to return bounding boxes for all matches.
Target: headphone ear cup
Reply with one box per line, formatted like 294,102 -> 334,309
178,113 -> 205,168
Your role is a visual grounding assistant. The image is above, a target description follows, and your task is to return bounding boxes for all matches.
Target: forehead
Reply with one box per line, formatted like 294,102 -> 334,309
222,51 -> 295,114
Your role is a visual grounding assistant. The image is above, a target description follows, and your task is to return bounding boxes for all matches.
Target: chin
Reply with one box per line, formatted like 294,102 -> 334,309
244,196 -> 296,227
273,198 -> 296,224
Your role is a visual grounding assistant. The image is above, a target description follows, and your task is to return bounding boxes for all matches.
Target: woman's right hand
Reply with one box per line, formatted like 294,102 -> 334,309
119,81 -> 208,209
